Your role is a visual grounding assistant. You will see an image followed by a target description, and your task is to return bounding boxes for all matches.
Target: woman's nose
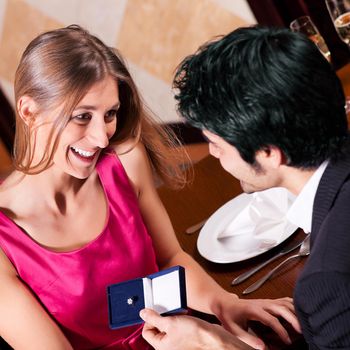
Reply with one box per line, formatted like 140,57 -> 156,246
87,122 -> 110,149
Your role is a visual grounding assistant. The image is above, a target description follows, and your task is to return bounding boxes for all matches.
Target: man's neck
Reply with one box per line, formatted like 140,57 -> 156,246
279,166 -> 317,195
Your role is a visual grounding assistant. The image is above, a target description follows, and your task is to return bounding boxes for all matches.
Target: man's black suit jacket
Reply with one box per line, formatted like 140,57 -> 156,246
294,142 -> 350,349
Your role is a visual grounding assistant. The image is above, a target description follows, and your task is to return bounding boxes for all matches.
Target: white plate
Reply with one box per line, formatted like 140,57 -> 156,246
197,189 -> 297,263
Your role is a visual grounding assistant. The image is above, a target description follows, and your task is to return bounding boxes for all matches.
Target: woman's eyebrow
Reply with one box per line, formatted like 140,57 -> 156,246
75,105 -> 95,111
74,102 -> 121,111
112,102 -> 121,110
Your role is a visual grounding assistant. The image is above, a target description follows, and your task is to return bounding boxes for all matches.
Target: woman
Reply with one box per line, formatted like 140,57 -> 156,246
0,25 -> 300,350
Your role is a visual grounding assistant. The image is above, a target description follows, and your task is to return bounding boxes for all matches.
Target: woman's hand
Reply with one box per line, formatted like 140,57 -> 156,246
213,294 -> 301,349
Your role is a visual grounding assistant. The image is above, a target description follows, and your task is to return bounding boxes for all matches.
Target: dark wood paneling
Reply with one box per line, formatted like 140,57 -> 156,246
0,87 -> 15,153
247,0 -> 350,69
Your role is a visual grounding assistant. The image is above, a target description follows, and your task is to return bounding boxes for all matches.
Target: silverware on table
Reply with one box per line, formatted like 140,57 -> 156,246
243,235 -> 310,294
185,219 -> 207,234
231,232 -> 304,285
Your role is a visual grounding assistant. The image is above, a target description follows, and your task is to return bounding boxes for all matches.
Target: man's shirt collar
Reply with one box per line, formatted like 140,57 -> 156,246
286,161 -> 328,233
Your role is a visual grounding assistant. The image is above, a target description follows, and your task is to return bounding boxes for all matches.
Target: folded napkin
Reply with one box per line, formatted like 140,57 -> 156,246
217,188 -> 293,251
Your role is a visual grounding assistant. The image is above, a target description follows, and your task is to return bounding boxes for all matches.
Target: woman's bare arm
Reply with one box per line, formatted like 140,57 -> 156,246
0,248 -> 73,350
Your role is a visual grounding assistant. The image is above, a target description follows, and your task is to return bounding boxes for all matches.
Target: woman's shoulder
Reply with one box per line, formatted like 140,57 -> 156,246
112,138 -> 149,166
98,140 -> 146,174
112,140 -> 152,196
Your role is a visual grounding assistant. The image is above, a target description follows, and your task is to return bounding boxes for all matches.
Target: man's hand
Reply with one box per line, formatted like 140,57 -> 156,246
140,309 -> 255,350
214,296 -> 301,348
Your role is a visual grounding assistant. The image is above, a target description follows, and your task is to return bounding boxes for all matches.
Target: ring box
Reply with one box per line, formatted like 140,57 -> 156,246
107,265 -> 187,329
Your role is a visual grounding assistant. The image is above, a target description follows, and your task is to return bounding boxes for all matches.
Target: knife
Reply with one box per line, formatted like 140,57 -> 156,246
185,219 -> 207,234
231,233 -> 304,285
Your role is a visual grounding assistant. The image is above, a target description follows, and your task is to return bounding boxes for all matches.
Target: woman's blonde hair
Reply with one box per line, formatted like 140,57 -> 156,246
14,25 -> 188,187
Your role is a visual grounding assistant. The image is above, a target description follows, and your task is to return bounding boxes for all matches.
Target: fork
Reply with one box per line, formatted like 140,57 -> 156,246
243,235 -> 310,294
231,233 -> 303,285
185,219 -> 207,234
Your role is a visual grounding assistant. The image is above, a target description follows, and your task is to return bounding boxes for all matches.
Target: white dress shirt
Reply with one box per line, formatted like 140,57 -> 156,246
286,161 -> 328,233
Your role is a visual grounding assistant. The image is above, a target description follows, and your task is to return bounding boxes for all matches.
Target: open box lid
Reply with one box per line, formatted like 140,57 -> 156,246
108,266 -> 187,329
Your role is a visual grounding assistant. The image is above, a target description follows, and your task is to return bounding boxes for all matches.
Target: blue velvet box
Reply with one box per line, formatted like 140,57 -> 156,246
107,265 -> 187,329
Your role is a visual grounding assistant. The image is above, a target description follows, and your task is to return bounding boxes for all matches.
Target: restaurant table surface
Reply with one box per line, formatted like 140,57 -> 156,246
157,155 -> 307,349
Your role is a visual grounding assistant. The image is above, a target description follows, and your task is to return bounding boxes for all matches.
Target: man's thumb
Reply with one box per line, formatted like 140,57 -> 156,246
140,308 -> 163,327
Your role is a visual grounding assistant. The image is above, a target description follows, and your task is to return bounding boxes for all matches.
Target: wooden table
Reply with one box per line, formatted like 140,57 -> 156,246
158,155 -> 307,349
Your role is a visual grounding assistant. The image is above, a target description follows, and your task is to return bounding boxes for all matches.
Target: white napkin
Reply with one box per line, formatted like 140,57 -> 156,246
217,188 -> 291,244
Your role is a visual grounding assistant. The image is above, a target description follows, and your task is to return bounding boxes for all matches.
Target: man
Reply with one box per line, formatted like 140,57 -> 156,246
140,26 -> 350,349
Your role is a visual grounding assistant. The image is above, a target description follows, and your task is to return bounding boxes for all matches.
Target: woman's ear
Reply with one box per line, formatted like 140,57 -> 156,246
17,96 -> 38,125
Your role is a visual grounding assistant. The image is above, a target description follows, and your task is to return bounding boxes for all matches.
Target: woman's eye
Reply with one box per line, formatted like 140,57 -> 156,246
71,113 -> 92,124
105,109 -> 118,122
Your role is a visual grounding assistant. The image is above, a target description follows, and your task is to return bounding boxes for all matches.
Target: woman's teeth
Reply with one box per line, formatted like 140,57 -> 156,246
71,146 -> 95,158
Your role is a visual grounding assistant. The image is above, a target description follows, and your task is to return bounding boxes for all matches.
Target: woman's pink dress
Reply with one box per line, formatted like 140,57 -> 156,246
0,151 -> 158,349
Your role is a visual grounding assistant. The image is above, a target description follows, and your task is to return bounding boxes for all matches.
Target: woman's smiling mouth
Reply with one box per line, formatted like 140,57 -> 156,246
70,146 -> 98,162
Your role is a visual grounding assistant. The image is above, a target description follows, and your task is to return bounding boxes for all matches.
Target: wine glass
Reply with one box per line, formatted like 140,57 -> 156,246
290,16 -> 331,62
325,0 -> 350,46
325,0 -> 350,115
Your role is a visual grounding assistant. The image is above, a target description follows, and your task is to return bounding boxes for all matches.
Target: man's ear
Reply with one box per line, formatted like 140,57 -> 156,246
17,96 -> 38,126
256,145 -> 284,169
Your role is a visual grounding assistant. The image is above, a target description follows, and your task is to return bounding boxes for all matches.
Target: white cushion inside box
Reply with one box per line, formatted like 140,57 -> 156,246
143,270 -> 182,313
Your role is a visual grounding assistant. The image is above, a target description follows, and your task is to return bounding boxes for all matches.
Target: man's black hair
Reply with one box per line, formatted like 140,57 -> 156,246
173,26 -> 348,168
